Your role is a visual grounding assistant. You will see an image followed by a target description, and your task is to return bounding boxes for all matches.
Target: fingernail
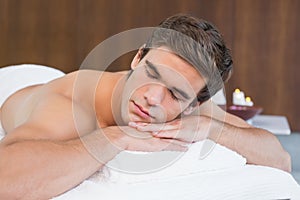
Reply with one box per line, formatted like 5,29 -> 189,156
128,122 -> 137,127
137,122 -> 149,126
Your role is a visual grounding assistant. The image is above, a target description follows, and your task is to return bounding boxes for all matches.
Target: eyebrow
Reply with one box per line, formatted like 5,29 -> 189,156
145,60 -> 161,79
145,60 -> 191,100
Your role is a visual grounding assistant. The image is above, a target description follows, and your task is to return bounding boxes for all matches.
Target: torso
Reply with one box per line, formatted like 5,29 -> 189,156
1,84 -> 43,132
0,70 -> 122,141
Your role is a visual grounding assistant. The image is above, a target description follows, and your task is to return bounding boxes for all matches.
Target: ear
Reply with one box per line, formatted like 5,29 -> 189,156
130,44 -> 146,70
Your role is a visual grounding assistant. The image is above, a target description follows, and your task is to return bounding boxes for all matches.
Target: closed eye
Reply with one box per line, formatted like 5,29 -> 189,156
146,68 -> 181,101
144,60 -> 188,102
168,89 -> 180,101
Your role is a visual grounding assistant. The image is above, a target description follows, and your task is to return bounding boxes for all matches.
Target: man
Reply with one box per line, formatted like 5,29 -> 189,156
0,14 -> 290,199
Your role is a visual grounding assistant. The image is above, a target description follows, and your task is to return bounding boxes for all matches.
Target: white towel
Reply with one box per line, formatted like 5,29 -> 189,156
0,64 -> 65,107
56,165 -> 300,200
99,139 -> 247,184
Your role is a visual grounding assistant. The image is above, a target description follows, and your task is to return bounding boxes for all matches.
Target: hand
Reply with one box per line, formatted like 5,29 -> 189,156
100,125 -> 189,152
128,115 -> 214,143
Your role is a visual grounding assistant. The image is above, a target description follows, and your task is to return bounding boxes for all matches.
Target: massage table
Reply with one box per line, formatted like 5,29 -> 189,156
0,64 -> 299,200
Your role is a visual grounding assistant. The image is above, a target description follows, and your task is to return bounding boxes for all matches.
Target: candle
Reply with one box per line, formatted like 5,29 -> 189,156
233,88 -> 246,106
245,96 -> 254,106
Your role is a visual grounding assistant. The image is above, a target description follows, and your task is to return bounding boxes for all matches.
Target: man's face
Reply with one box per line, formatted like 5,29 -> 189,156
121,48 -> 205,124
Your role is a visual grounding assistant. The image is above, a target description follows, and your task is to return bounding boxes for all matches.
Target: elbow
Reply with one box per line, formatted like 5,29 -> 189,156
0,170 -> 30,199
0,151 -> 37,200
0,178 -> 23,200
279,151 -> 292,173
284,151 -> 292,173
0,178 -> 38,200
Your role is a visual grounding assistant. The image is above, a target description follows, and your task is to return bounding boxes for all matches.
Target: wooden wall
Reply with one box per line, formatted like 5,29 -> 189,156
0,0 -> 299,131
228,0 -> 300,132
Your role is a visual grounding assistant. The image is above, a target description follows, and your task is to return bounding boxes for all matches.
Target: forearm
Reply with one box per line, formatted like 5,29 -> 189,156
0,130 -> 121,200
208,118 -> 291,172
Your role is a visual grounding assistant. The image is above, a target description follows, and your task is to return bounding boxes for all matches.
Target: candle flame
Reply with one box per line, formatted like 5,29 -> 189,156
234,88 -> 241,93
245,97 -> 251,102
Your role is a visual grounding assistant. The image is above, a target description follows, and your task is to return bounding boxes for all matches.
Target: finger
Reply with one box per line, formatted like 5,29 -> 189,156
119,126 -> 153,139
128,120 -> 181,131
153,130 -> 196,143
140,137 -> 188,152
152,129 -> 180,139
128,121 -> 151,127
161,142 -> 189,152
136,123 -> 179,132
128,122 -> 139,128
160,138 -> 192,147
164,146 -> 188,152
151,138 -> 188,152
135,122 -> 149,126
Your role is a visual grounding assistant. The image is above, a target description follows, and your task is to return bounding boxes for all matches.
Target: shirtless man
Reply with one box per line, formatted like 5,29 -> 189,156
0,14 -> 290,199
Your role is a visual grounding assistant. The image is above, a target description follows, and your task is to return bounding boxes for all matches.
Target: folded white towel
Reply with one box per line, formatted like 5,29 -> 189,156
56,165 -> 300,200
90,139 -> 246,184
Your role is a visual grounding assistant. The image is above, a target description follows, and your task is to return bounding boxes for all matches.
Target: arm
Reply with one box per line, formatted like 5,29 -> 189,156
206,116 -> 291,172
0,127 -> 120,200
199,100 -> 291,172
0,124 -> 187,200
130,100 -> 291,172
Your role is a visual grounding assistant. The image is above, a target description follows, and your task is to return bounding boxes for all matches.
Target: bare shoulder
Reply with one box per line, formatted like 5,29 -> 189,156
1,92 -> 96,146
0,69 -> 120,145
0,70 -> 107,144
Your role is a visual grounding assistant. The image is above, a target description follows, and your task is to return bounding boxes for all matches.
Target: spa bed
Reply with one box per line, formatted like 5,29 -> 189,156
0,64 -> 299,200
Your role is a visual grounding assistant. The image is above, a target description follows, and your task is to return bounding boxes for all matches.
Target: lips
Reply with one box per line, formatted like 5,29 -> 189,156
131,101 -> 153,119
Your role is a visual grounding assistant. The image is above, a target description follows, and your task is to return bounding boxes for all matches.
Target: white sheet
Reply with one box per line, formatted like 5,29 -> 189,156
0,64 -> 65,107
52,140 -> 300,200
55,166 -> 300,200
2,119 -> 298,200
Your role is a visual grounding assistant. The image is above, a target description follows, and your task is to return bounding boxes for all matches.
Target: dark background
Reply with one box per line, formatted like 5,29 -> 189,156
0,0 -> 299,131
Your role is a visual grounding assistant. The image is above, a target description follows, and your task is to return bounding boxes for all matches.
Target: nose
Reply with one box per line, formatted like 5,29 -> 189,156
144,84 -> 165,106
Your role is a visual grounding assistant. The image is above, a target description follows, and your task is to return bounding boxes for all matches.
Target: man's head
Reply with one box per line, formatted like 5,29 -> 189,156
140,14 -> 233,103
121,14 -> 233,124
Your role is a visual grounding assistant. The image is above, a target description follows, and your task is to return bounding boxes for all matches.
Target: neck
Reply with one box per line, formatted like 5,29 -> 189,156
94,72 -> 127,127
111,74 -> 127,126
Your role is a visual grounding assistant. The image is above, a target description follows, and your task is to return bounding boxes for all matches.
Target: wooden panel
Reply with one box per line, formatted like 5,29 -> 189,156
227,0 -> 300,131
0,0 -> 79,72
0,0 -> 298,130
75,0 -> 234,71
0,0 -> 234,72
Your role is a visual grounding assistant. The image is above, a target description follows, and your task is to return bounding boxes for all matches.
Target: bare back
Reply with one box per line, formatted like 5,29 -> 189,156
0,70 -> 120,144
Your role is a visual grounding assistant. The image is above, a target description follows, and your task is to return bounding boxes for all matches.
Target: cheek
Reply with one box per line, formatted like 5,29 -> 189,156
163,98 -> 185,119
124,77 -> 147,100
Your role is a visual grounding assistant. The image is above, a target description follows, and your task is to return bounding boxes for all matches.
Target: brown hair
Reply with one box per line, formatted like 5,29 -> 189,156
140,14 -> 233,103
